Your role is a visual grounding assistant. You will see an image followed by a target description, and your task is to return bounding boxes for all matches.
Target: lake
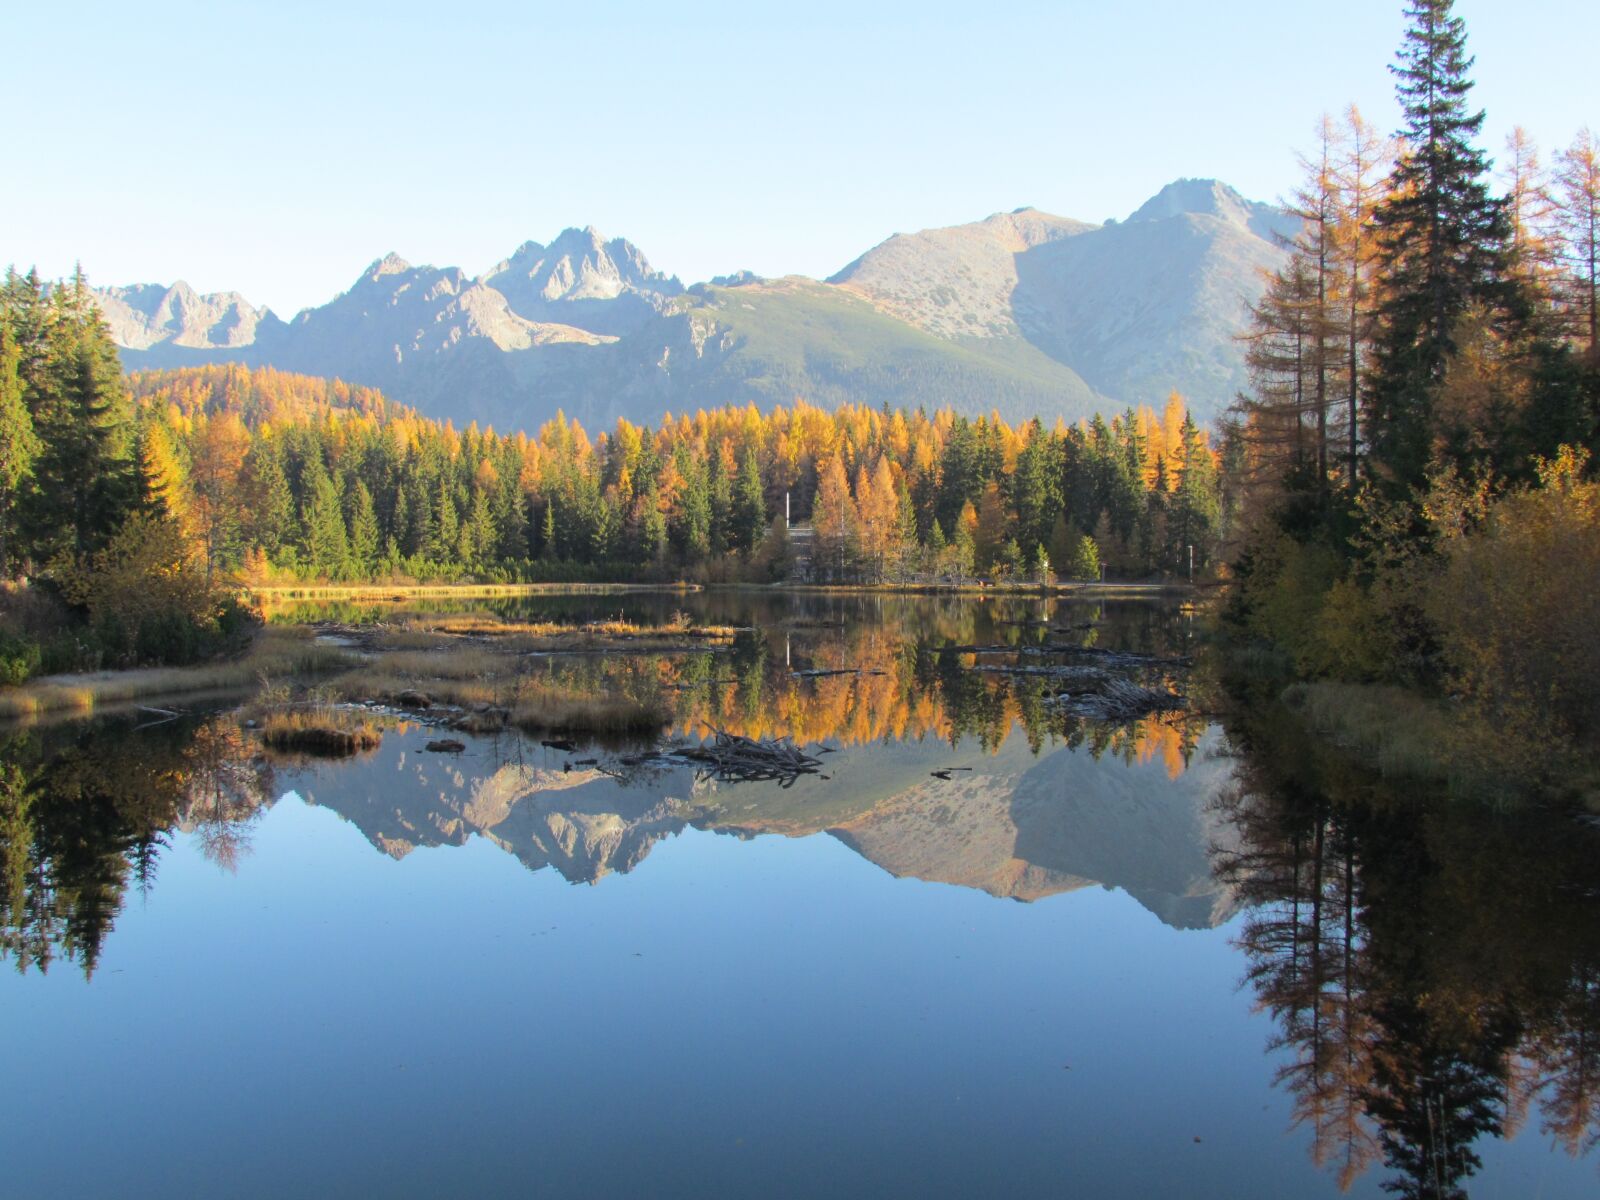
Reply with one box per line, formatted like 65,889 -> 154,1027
2,591 -> 1597,1198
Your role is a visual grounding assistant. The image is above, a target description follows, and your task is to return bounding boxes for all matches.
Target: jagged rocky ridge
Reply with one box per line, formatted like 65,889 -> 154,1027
98,179 -> 1295,432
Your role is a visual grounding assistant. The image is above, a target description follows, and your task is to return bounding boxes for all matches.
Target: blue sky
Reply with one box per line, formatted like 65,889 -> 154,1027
3,0 -> 1595,316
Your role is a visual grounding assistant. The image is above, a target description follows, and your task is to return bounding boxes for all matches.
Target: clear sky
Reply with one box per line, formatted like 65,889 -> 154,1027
3,0 -> 1595,317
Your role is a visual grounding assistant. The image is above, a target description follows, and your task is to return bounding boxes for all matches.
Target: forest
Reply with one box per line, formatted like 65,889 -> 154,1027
2,0 -> 1595,792
0,270 -> 1222,676
1223,0 -> 1599,787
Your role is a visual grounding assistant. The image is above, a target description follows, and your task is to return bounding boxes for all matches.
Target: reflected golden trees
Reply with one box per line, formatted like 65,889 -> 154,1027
1218,785 -> 1379,1189
558,602 -> 1216,763
0,600 -> 1214,975
179,719 -> 274,872
1217,700 -> 1600,1196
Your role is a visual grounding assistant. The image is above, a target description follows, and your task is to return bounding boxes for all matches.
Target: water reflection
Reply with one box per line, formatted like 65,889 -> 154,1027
0,719 -> 273,976
3,594 -> 1599,1197
0,593 -> 1221,978
1215,695 -> 1600,1196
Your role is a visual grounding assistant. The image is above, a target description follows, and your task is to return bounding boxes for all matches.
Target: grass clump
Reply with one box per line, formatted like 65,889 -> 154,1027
509,682 -> 669,736
260,709 -> 383,756
0,626 -> 356,722
255,685 -> 384,758
381,613 -> 739,652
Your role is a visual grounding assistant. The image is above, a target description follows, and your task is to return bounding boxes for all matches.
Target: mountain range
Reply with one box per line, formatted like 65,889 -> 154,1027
272,722 -> 1241,931
96,178 -> 1295,432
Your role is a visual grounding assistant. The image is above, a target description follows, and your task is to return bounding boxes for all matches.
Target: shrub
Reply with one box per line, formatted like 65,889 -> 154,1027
0,631 -> 40,685
1428,446 -> 1600,757
50,511 -> 254,668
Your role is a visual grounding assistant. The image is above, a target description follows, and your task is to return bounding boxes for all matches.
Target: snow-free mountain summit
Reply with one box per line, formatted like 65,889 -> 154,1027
97,179 -> 1293,431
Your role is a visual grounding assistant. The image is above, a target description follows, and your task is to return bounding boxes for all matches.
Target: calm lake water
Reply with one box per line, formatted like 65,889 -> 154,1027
3,592 -> 1597,1198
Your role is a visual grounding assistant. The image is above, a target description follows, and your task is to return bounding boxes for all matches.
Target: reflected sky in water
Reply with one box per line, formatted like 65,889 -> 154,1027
1,594 -> 1597,1198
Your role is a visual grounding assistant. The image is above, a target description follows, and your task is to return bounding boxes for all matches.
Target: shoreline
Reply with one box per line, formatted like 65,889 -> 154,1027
248,579 -> 1198,602
2,584 -> 1197,724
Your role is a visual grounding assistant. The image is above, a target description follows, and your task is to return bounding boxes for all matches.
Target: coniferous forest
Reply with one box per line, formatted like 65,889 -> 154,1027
1223,0 -> 1600,784
0,0 -> 1594,780
0,267 -> 1224,674
8,5 -> 1600,1199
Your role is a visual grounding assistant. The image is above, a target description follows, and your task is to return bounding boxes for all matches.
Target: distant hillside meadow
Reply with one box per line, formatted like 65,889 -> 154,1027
92,179 -> 1293,434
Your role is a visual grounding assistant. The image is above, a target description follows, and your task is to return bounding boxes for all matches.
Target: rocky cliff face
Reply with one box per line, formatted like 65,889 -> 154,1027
96,280 -> 283,351
834,179 -> 1296,416
482,226 -> 684,336
97,179 -> 1292,430
829,207 -> 1097,341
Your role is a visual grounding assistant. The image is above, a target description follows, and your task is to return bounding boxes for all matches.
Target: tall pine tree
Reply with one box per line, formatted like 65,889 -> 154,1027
1365,0 -> 1509,492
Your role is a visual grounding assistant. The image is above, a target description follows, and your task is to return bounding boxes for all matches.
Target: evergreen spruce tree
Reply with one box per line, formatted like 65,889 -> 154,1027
540,498 -> 557,561
1172,415 -> 1221,575
927,517 -> 948,561
672,446 -> 711,560
494,471 -> 529,561
641,485 -> 668,563
0,339 -> 38,576
1011,420 -> 1059,558
302,465 -> 349,579
431,478 -> 458,561
732,448 -> 766,555
707,446 -> 735,556
466,488 -> 495,568
22,282 -> 137,563
1366,0 -> 1509,491
348,481 -> 380,575
389,475 -> 412,559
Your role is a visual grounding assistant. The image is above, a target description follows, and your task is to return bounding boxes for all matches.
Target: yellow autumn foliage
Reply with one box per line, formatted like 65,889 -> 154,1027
1429,446 -> 1600,755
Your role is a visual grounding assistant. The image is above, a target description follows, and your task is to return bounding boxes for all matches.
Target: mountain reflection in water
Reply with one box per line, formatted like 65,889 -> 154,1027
2,594 -> 1599,1198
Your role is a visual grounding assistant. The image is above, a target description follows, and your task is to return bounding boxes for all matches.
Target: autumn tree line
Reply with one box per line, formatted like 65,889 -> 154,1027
1225,0 -> 1600,779
2,294 -> 1225,575
123,369 -> 1219,589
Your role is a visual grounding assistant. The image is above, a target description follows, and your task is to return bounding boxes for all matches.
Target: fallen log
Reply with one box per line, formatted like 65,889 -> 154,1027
675,725 -> 824,787
1046,677 -> 1187,721
1020,645 -> 1193,668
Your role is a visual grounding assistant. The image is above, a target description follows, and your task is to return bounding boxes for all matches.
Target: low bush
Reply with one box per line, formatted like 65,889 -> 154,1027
0,631 -> 40,685
1429,446 -> 1600,764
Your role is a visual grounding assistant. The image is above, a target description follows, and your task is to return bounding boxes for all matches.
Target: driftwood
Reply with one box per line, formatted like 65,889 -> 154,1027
676,725 -> 824,787
1045,677 -> 1187,721
973,663 -> 1108,680
1020,644 -> 1193,668
791,668 -> 887,679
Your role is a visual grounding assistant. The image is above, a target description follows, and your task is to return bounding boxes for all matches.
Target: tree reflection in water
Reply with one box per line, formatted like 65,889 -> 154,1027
1215,695 -> 1600,1196
11,596 -> 1596,1194
0,602 -> 1204,980
0,718 -> 273,978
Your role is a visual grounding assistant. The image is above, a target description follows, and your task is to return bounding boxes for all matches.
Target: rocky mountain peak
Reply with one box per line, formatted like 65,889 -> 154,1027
366,252 -> 414,279
1126,178 -> 1256,227
479,225 -> 683,336
93,177 -> 1289,432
